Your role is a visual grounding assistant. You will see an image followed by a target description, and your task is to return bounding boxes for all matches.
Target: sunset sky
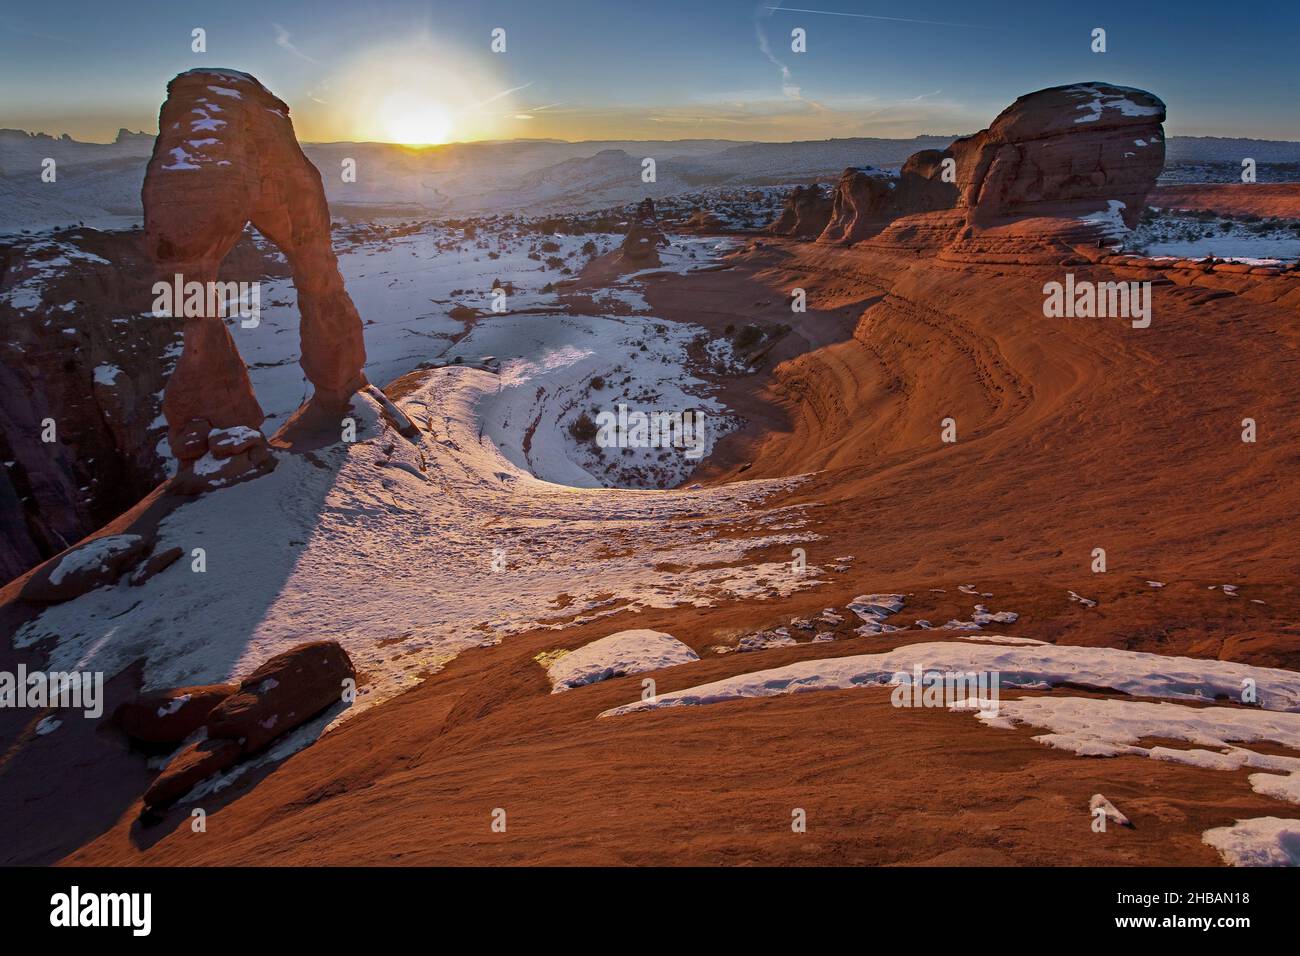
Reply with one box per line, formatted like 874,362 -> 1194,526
3,0 -> 1296,144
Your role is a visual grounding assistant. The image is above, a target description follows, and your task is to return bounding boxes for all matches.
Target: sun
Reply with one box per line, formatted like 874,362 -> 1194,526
379,91 -> 453,146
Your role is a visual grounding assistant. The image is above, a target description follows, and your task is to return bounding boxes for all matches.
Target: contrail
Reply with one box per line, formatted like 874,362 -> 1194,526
763,6 -> 993,29
472,82 -> 533,110
273,23 -> 321,63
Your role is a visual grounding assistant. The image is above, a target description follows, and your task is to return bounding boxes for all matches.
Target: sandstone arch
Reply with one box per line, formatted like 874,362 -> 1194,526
142,69 -> 368,466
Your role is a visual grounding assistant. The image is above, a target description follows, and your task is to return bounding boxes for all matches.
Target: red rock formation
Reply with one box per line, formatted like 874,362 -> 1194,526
817,83 -> 1165,255
143,69 -> 369,468
766,184 -> 834,238
143,738 -> 242,811
205,640 -> 355,756
818,167 -> 899,245
115,683 -> 237,745
620,197 -> 668,263
951,82 -> 1165,230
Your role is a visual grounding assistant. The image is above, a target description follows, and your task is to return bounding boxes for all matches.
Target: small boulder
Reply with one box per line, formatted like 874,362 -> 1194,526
129,545 -> 184,586
20,533 -> 150,603
206,641 -> 355,755
143,737 -> 242,811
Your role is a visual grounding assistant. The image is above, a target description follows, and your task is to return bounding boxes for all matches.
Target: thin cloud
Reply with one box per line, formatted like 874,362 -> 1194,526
0,21 -> 73,43
754,2 -> 802,101
272,22 -> 320,64
763,6 -> 993,30
470,82 -> 533,111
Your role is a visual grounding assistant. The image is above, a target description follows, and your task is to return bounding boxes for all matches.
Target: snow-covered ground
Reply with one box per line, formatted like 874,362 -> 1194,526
14,373 -> 823,721
1124,209 -> 1300,263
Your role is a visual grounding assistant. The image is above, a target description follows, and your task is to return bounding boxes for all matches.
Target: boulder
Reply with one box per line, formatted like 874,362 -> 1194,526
129,545 -> 184,586
115,683 -> 238,744
19,533 -> 150,603
206,640 -> 355,755
143,737 -> 242,811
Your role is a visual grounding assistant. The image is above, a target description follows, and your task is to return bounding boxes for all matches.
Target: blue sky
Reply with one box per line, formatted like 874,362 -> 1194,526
2,1 -> 1296,143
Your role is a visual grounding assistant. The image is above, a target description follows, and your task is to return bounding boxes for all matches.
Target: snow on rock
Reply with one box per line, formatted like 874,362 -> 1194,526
92,364 -> 123,386
848,593 -> 905,634
954,634 -> 1046,646
600,640 -> 1300,717
1203,818 -> 1300,867
47,534 -> 143,587
545,629 -> 698,693
736,628 -> 798,653
962,695 -> 1300,797
1068,590 -> 1098,608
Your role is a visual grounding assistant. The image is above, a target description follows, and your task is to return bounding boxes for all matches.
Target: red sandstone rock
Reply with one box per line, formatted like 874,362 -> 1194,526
817,82 -> 1164,253
143,737 -> 242,811
115,683 -> 238,745
951,82 -> 1165,231
129,545 -> 184,586
620,198 -> 668,263
143,69 -> 369,465
818,167 -> 899,245
19,532 -> 151,603
767,184 -> 834,238
205,641 -> 355,755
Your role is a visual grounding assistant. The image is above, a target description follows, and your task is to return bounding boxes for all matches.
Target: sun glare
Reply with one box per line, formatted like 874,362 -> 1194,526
380,91 -> 453,146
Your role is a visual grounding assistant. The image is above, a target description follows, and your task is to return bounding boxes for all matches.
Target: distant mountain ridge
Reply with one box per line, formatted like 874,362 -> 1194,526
3,129 -> 1298,234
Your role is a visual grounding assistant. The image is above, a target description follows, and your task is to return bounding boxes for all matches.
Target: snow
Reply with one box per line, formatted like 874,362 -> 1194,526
1203,818 -> 1300,867
1077,200 -> 1130,238
545,629 -> 698,693
962,694 -> 1300,800
14,379 -> 822,724
600,640 -> 1300,717
157,694 -> 191,717
92,364 -> 122,386
233,222 -> 739,490
47,534 -> 142,586
1125,209 -> 1300,264
161,147 -> 200,171
1069,84 -> 1163,124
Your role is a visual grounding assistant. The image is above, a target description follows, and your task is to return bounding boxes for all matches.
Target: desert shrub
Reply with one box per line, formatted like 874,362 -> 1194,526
569,412 -> 599,442
733,324 -> 764,351
590,375 -> 606,390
